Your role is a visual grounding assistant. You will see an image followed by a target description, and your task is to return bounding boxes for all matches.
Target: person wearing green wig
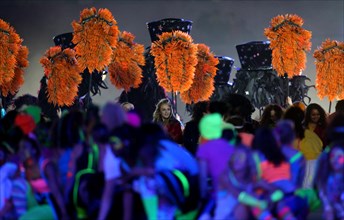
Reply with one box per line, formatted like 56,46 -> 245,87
199,113 -> 224,141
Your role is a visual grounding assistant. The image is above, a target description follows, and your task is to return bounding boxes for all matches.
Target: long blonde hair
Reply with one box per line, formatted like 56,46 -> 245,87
152,98 -> 175,123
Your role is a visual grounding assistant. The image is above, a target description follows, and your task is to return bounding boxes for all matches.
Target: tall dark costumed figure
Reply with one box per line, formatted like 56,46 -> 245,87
210,56 -> 235,102
38,33 -> 107,119
231,41 -> 313,110
119,18 -> 193,122
232,41 -> 285,108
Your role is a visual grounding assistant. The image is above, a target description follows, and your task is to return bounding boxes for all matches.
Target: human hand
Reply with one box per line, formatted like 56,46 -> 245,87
286,96 -> 292,106
130,167 -> 155,177
176,113 -> 181,121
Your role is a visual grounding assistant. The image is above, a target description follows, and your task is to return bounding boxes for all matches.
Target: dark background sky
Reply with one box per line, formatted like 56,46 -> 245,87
1,0 -> 343,121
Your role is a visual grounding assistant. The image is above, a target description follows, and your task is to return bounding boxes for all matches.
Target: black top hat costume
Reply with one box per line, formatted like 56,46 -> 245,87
147,18 -> 193,42
231,41 -> 313,109
235,41 -> 272,70
209,56 -> 235,102
38,32 -> 108,119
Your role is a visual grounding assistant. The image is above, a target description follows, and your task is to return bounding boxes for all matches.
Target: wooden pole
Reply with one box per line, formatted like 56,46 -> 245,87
86,71 -> 93,111
283,73 -> 289,108
171,91 -> 178,114
0,91 -> 3,118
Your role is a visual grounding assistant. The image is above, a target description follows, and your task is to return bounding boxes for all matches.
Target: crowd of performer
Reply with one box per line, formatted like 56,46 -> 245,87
0,94 -> 343,220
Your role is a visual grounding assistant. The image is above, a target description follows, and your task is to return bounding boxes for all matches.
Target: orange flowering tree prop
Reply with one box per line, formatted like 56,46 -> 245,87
108,31 -> 145,91
264,14 -> 312,78
0,19 -> 27,95
40,46 -> 82,107
1,45 -> 29,96
150,30 -> 198,93
314,39 -> 344,101
72,7 -> 119,73
180,44 -> 218,104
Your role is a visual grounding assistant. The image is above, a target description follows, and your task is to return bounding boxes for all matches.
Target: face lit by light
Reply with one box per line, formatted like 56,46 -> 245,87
122,103 -> 134,112
230,150 -> 248,173
310,109 -> 320,124
160,103 -> 171,120
330,147 -> 344,172
270,110 -> 277,122
18,139 -> 34,162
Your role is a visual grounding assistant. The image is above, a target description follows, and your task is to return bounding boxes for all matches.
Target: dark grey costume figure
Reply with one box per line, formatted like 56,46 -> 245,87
210,56 -> 235,102
38,33 -> 107,119
231,41 -> 313,109
119,18 -> 193,123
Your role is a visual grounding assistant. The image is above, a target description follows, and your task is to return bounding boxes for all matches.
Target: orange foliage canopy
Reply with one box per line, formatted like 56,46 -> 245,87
1,46 -> 29,96
314,39 -> 344,101
150,31 -> 198,93
0,19 -> 23,88
40,46 -> 82,107
180,44 -> 218,104
108,31 -> 145,91
72,7 -> 119,73
264,14 -> 312,78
